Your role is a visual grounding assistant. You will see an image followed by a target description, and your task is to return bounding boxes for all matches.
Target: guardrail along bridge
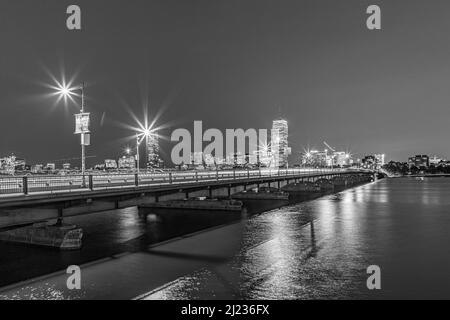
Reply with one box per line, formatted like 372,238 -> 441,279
0,168 -> 375,228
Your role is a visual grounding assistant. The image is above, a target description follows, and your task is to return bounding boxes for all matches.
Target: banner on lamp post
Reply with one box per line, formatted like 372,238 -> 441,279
74,113 -> 91,134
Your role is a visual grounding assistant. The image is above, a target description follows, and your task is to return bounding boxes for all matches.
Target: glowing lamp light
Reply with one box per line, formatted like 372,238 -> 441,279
56,84 -> 77,98
59,86 -> 71,97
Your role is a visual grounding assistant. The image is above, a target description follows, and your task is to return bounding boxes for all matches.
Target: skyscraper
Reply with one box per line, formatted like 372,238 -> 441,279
146,133 -> 163,169
271,119 -> 290,168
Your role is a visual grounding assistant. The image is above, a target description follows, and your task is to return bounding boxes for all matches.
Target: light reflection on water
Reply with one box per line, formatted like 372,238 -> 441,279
3,178 -> 450,299
146,178 -> 450,300
1,283 -> 87,300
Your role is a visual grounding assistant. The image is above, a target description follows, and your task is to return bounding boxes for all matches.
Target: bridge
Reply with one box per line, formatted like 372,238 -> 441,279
0,168 -> 374,228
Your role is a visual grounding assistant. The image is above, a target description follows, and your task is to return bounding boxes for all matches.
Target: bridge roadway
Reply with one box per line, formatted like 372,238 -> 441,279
0,168 -> 372,228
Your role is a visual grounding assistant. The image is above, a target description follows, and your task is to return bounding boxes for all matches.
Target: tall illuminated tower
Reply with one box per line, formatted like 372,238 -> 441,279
146,133 -> 162,169
271,119 -> 290,168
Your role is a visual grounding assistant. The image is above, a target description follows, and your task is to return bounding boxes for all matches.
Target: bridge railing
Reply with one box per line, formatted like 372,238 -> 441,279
0,168 -> 360,197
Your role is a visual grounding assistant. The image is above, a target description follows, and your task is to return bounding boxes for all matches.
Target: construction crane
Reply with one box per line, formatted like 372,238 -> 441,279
323,141 -> 335,152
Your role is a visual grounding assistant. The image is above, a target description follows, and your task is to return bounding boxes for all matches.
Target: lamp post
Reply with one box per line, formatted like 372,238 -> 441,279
56,81 -> 90,186
136,133 -> 141,174
135,128 -> 151,175
80,82 -> 87,181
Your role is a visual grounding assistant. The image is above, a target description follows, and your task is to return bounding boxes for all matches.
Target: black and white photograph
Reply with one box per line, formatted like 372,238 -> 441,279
0,0 -> 448,305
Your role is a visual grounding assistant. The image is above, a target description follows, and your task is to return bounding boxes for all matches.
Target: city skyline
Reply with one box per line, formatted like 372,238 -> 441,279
1,1 -> 449,164
3,137 -> 450,169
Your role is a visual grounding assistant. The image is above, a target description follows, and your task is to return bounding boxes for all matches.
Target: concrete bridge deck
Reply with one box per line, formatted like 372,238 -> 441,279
0,169 -> 373,228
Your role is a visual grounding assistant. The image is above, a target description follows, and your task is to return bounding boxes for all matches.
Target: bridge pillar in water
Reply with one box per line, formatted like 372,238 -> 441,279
211,186 -> 231,198
188,189 -> 214,199
158,192 -> 186,202
56,207 -> 64,226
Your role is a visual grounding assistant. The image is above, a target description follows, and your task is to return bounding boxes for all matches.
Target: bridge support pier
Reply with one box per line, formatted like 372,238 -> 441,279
56,208 -> 63,226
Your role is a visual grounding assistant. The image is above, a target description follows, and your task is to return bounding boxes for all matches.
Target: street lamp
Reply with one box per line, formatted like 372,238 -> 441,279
57,82 -> 89,184
135,126 -> 152,174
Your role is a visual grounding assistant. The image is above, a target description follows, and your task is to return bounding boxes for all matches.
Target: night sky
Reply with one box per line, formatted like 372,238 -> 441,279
0,0 -> 449,166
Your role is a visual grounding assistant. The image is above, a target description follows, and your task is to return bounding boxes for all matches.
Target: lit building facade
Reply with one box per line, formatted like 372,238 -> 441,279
301,150 -> 352,168
146,134 -> 163,169
429,155 -> 445,166
118,156 -> 135,169
333,151 -> 352,167
271,119 -> 290,168
362,154 -> 385,170
302,150 -> 328,167
374,154 -> 385,167
0,155 -> 18,175
254,149 -> 272,167
31,164 -> 44,174
408,155 -> 429,168
104,159 -> 118,170
191,152 -> 204,167
46,163 -> 56,171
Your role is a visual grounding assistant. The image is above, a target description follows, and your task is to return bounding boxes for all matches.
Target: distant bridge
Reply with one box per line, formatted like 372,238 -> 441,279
0,168 -> 375,228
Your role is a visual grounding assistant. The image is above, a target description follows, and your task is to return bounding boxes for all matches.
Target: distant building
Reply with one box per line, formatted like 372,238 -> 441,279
362,155 -> 384,170
45,163 -> 56,171
301,149 -> 353,168
191,152 -> 204,167
225,153 -> 235,166
203,154 -> 216,168
104,159 -> 118,170
408,155 -> 429,168
374,154 -> 385,167
429,155 -> 445,166
302,150 -> 328,167
118,156 -> 135,169
31,164 -> 44,174
254,149 -> 272,167
0,155 -> 27,173
94,163 -> 106,170
63,163 -> 71,170
333,151 -> 352,167
147,134 -> 163,169
271,119 -> 290,168
14,158 -> 26,171
0,155 -> 18,175
235,152 -> 246,165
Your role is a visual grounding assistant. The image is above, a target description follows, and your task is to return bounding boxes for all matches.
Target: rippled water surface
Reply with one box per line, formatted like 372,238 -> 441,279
146,178 -> 450,299
2,178 -> 450,299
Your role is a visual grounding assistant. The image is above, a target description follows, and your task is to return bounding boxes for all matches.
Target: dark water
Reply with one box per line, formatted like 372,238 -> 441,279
2,178 -> 450,299
145,178 -> 450,300
0,207 -> 242,288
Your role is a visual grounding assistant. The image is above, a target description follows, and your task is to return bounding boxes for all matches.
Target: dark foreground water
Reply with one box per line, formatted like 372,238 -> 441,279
2,178 -> 450,299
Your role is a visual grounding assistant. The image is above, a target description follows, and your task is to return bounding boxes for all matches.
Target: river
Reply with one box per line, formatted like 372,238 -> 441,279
1,177 -> 450,299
